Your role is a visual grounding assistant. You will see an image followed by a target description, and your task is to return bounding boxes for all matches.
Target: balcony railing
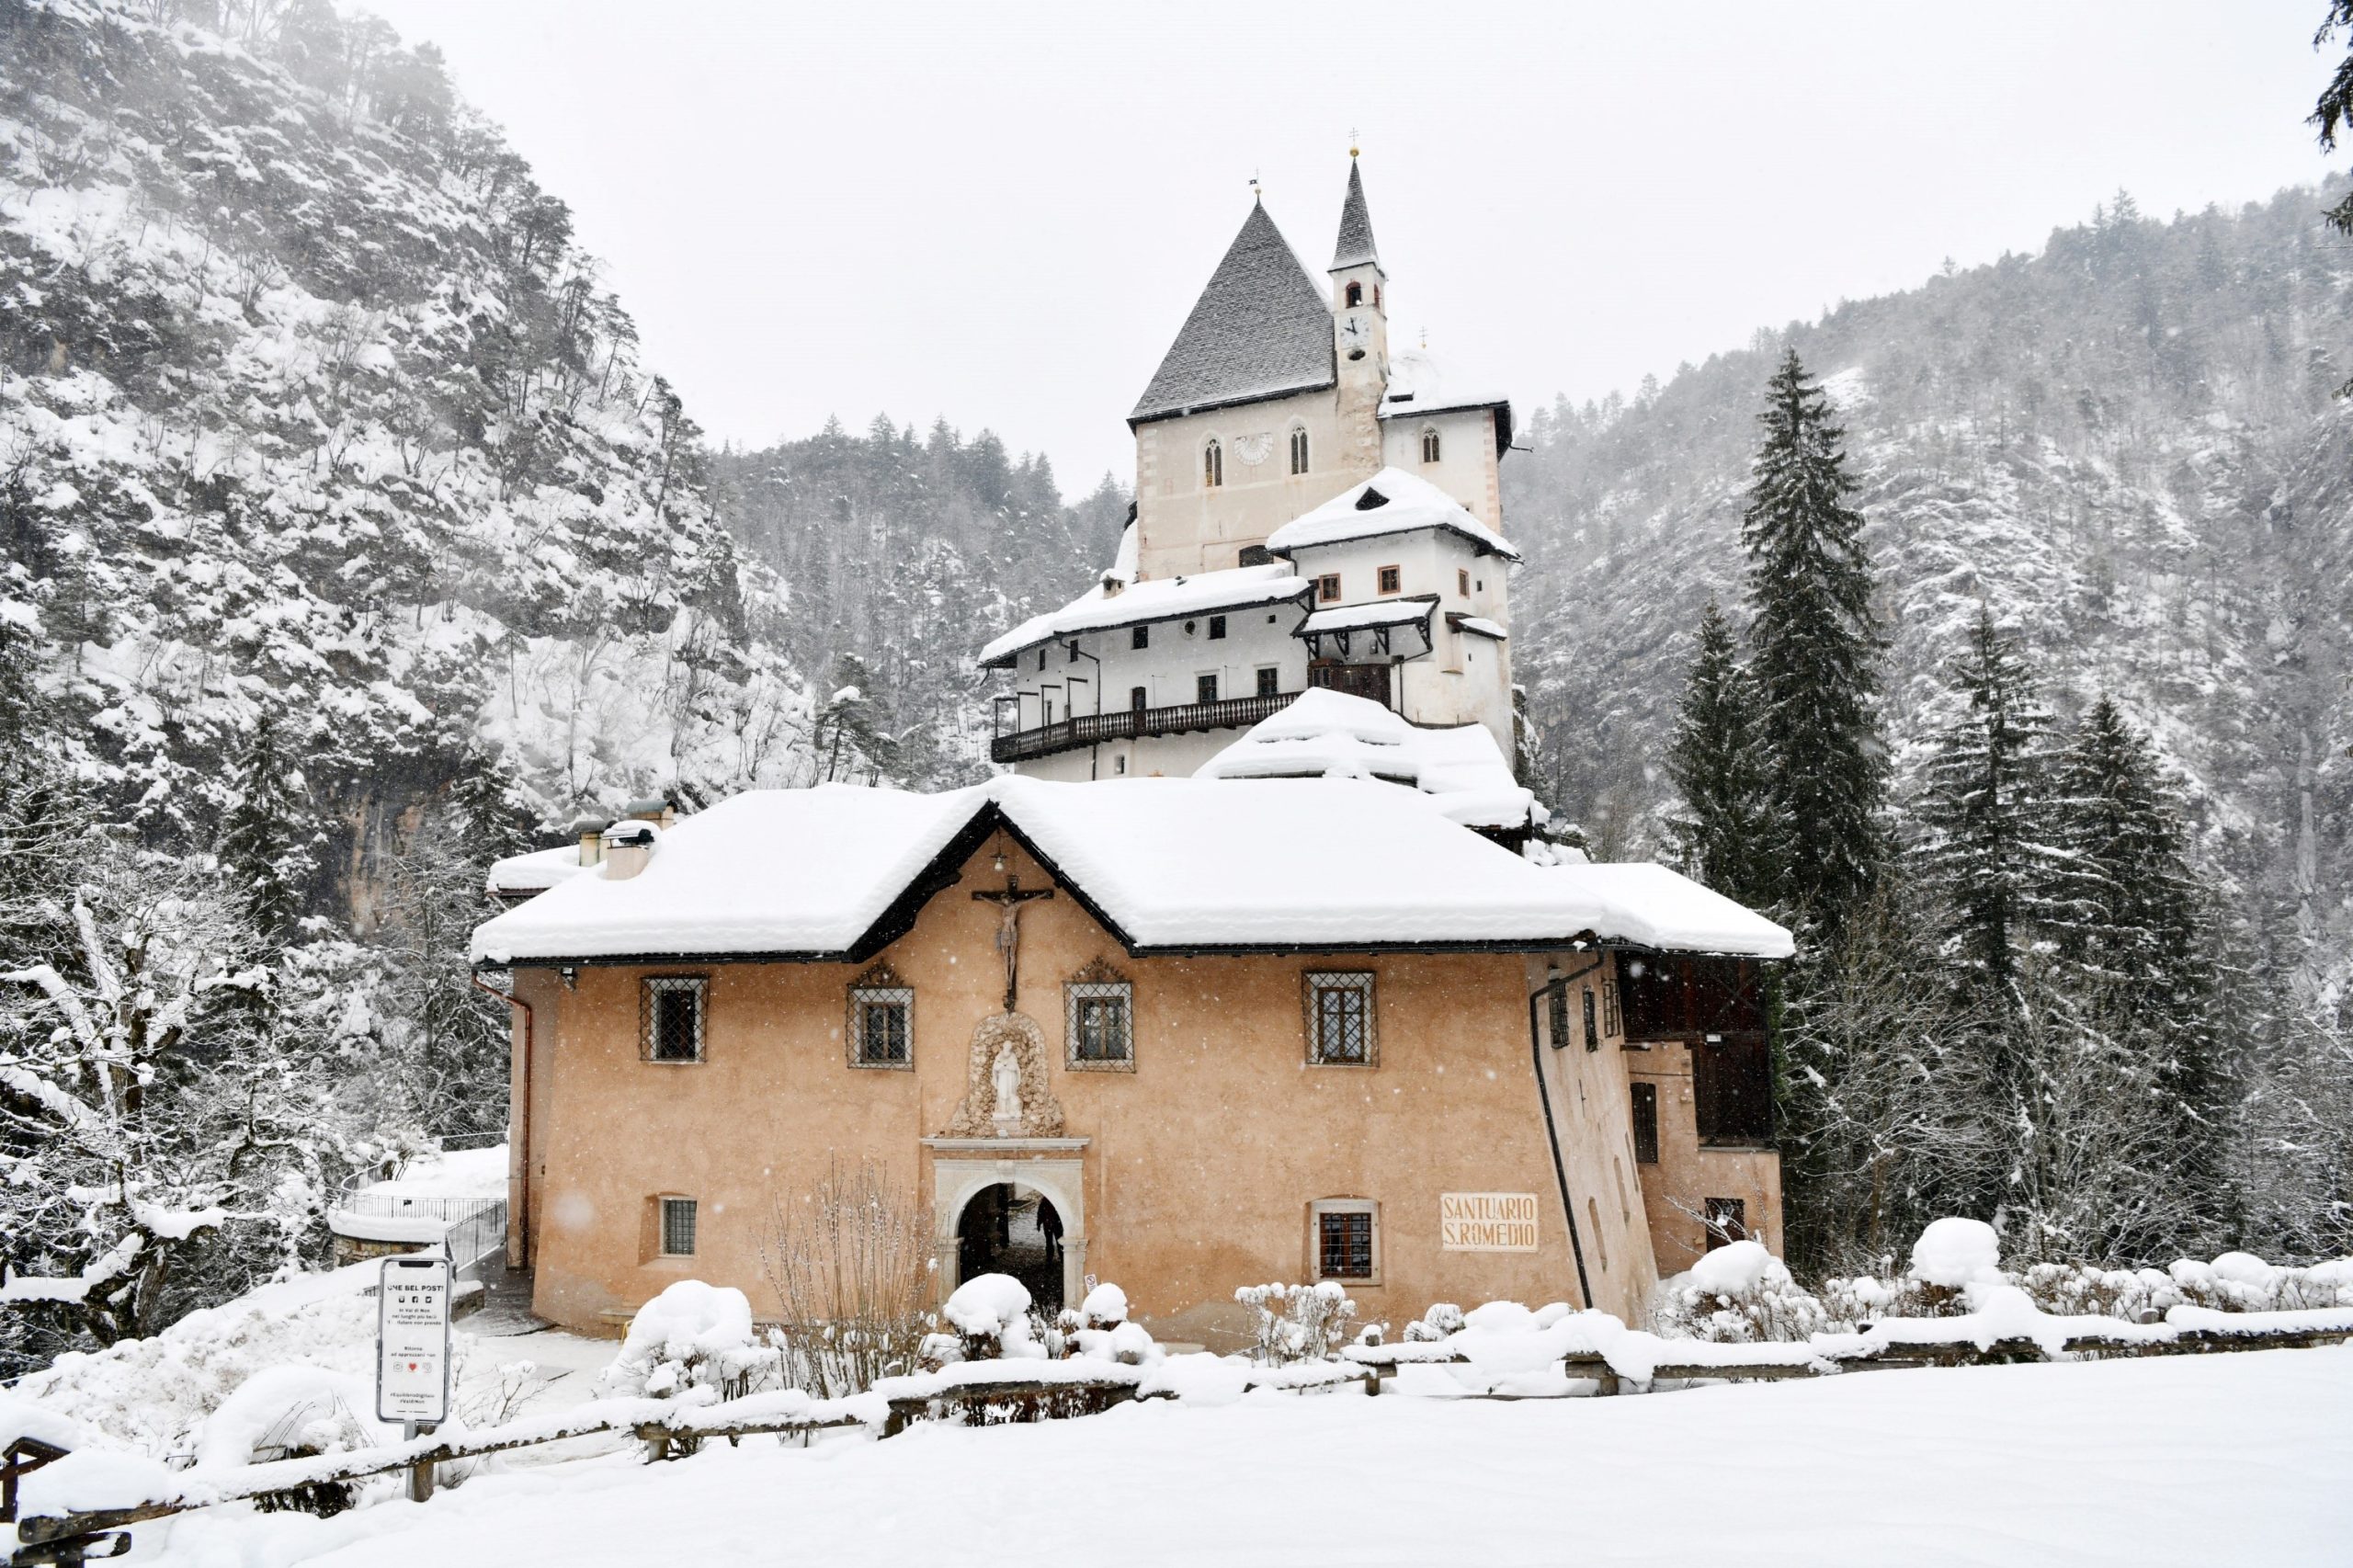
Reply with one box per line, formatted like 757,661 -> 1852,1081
991,689 -> 1302,765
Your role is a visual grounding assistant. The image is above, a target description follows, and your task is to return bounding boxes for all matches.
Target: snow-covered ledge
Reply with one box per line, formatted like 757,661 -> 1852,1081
923,1139 -> 1089,1310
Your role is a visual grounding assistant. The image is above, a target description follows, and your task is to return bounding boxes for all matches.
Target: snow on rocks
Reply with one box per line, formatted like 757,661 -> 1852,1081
1910,1218 -> 2003,1288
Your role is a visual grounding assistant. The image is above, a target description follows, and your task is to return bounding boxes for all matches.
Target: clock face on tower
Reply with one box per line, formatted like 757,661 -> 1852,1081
1339,314 -> 1369,360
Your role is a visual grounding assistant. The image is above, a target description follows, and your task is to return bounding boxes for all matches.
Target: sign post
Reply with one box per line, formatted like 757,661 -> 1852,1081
376,1255 -> 452,1503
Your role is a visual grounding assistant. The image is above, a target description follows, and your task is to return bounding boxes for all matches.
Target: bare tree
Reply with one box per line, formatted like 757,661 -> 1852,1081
758,1159 -> 937,1397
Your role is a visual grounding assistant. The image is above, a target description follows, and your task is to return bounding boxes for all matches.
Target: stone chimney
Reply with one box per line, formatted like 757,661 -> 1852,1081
574,817 -> 611,868
602,819 -> 658,881
620,794 -> 676,831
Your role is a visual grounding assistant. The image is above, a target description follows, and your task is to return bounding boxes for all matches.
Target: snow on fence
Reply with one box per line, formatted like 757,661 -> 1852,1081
10,1304 -> 2348,1558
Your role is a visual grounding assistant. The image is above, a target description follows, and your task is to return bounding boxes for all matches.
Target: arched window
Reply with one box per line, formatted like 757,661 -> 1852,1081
1203,438 -> 1222,488
1420,426 -> 1441,464
1288,426 -> 1309,475
1344,281 -> 1363,308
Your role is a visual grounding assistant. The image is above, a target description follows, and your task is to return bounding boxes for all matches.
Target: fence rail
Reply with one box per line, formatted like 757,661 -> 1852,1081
12,1317 -> 2347,1561
989,690 -> 1299,764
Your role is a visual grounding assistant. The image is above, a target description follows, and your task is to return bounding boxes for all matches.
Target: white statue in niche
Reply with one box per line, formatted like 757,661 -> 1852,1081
991,1044 -> 1024,1135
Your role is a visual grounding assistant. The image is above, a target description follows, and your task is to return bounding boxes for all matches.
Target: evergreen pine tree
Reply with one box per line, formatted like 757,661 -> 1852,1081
449,740 -> 540,863
1914,608 -> 2062,1017
1665,597 -> 1769,903
2045,697 -> 2227,1238
215,709 -> 319,947
1741,349 -> 1887,934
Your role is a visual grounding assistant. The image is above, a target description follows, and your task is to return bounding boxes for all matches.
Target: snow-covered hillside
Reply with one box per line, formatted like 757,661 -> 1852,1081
1505,188 -> 2353,1001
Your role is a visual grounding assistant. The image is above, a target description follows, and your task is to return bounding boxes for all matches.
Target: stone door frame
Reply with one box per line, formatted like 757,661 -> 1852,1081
922,1137 -> 1089,1310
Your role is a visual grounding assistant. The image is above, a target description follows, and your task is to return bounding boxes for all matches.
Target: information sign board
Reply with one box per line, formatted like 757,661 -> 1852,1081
376,1255 -> 452,1426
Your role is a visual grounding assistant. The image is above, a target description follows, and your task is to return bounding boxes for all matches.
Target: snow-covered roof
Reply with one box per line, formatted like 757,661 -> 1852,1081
485,845 -> 589,900
1195,689 -> 1534,831
979,563 -> 1311,669
1295,597 -> 1438,636
1332,160 -> 1379,271
1131,203 -> 1336,426
1267,467 -> 1519,562
1379,347 -> 1510,423
470,774 -> 1793,963
1451,614 -> 1507,641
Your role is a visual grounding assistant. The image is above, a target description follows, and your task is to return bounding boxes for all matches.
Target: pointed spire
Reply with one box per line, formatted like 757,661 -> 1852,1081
1331,156 -> 1380,272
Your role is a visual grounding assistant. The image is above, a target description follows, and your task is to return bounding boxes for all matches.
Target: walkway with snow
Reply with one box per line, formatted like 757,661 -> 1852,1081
156,1347 -> 2353,1566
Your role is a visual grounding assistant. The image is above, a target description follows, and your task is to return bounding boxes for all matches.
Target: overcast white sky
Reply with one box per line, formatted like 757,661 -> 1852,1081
365,0 -> 2343,492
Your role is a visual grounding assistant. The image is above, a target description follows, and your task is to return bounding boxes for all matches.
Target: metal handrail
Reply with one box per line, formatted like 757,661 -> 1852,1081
990,689 -> 1301,764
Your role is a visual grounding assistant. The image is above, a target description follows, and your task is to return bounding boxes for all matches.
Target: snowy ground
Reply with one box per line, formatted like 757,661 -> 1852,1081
147,1346 -> 2353,1567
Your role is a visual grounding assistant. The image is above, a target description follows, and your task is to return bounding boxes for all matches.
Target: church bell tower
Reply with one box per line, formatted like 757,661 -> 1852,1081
1329,151 -> 1387,475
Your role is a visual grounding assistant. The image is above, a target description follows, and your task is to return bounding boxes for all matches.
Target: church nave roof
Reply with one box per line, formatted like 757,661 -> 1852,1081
1130,201 -> 1337,426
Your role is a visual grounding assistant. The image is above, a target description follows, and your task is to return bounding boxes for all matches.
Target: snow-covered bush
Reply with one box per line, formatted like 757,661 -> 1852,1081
1403,1301 -> 1464,1343
1079,1281 -> 1129,1329
198,1367 -> 400,1516
1911,1218 -> 2003,1288
2167,1253 -> 2353,1312
1652,1241 -> 1829,1343
2013,1262 -> 2183,1321
600,1280 -> 780,1453
939,1273 -> 1045,1361
1234,1282 -> 1358,1366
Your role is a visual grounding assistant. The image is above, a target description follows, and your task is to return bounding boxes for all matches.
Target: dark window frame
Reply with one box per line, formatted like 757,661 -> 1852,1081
1208,615 -> 1227,640
1064,958 -> 1135,1072
659,1195 -> 699,1257
641,976 -> 708,1063
1304,971 -> 1377,1066
1195,672 -> 1218,703
1631,1081 -> 1660,1165
1312,1199 -> 1379,1282
1255,666 -> 1280,698
847,961 -> 915,1072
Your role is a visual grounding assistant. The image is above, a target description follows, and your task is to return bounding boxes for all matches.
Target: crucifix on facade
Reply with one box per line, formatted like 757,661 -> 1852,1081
973,866 -> 1054,1014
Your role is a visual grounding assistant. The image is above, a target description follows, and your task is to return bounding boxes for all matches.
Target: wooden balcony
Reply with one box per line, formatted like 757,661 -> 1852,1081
990,690 -> 1302,765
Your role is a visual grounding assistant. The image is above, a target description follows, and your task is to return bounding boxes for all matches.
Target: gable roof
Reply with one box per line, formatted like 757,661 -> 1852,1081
978,562 -> 1312,669
1195,687 -> 1533,831
1265,466 -> 1519,561
468,777 -> 1793,965
1130,202 -> 1336,426
1332,160 -> 1380,271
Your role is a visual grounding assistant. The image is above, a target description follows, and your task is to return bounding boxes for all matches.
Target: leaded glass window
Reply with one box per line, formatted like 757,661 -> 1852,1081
1064,959 -> 1134,1071
1305,971 -> 1376,1066
659,1197 -> 698,1256
847,961 -> 914,1070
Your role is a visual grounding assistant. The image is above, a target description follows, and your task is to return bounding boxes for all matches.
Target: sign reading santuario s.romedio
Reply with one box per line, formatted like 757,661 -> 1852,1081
1439,1192 -> 1540,1252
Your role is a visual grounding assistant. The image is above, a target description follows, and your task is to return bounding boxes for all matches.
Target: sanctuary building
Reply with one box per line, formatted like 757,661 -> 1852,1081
473,159 -> 1792,1348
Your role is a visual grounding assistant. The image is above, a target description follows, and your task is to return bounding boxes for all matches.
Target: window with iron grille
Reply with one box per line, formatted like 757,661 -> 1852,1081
1583,987 -> 1600,1052
1304,971 -> 1376,1065
1314,1204 -> 1376,1280
659,1196 -> 698,1256
1631,1082 -> 1660,1165
847,961 -> 914,1070
1064,959 -> 1134,1071
1704,1197 -> 1748,1251
1602,976 -> 1623,1041
1547,982 -> 1571,1050
641,977 -> 707,1062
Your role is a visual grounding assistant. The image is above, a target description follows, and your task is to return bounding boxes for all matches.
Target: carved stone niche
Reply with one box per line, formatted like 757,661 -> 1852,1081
943,1012 -> 1065,1139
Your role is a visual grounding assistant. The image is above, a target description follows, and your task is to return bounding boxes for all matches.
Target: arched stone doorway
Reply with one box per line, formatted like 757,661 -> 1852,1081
924,1142 -> 1088,1311
954,1182 -> 1066,1312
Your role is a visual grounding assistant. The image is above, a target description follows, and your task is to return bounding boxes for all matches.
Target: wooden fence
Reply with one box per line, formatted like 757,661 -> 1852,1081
9,1320 -> 2346,1563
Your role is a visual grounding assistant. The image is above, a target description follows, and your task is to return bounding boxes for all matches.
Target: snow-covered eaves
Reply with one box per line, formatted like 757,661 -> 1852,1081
1196,688 -> 1532,831
1267,468 -> 1519,562
468,775 -> 1793,964
1131,203 -> 1337,426
1449,613 -> 1507,641
1378,347 -> 1514,452
1296,597 -> 1439,636
484,845 -> 590,900
979,564 -> 1312,669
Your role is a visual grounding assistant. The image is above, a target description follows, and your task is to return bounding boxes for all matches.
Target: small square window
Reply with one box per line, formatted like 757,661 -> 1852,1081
1255,666 -> 1279,698
1304,971 -> 1376,1065
1065,961 -> 1134,1071
847,963 -> 915,1070
1196,673 -> 1218,703
642,977 -> 707,1062
659,1196 -> 698,1256
1312,1200 -> 1379,1282
1131,625 -> 1150,651
1317,574 -> 1341,603
1376,565 -> 1401,595
1208,615 -> 1227,640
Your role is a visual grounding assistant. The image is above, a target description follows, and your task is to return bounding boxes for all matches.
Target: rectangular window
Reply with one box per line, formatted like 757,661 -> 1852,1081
1130,685 -> 1147,710
1458,568 -> 1471,597
1631,1082 -> 1660,1165
849,985 -> 914,1069
1290,426 -> 1310,475
1131,624 -> 1150,651
642,977 -> 706,1062
1317,574 -> 1341,603
1602,977 -> 1622,1040
1196,673 -> 1218,703
659,1197 -> 698,1257
1693,1035 -> 1773,1143
1208,615 -> 1227,640
1312,1201 -> 1378,1281
1547,983 -> 1571,1051
1065,974 -> 1134,1070
1319,1211 -> 1373,1278
1704,1197 -> 1748,1251
1583,988 -> 1600,1052
1256,666 -> 1280,697
1305,971 -> 1376,1065
1376,564 -> 1401,595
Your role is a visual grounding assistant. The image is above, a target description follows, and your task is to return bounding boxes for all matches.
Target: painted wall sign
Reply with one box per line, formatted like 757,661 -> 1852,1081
376,1255 -> 453,1425
1439,1192 -> 1540,1252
